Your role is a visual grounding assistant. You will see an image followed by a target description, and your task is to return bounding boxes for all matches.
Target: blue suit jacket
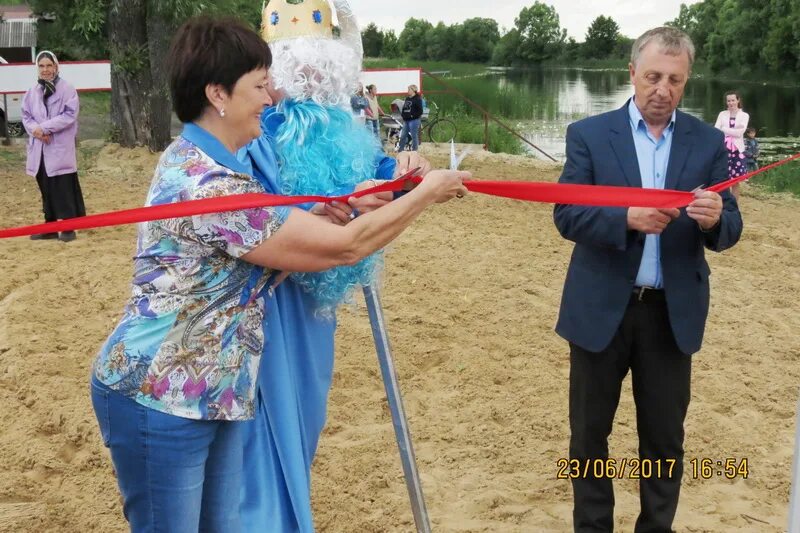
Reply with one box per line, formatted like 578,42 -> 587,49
553,102 -> 743,355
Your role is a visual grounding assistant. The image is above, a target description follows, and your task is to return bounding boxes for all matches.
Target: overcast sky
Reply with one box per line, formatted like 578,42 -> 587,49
347,0 -> 702,41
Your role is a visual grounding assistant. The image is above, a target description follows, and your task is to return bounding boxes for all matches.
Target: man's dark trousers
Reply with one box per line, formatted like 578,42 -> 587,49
554,102 -> 743,532
569,290 -> 690,533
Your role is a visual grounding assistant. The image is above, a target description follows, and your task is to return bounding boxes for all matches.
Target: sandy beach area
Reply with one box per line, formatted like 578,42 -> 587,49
0,142 -> 797,532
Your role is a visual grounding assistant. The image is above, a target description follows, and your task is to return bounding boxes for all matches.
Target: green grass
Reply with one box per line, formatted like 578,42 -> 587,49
0,145 -> 25,167
446,114 -> 525,155
80,91 -> 111,115
77,91 -> 112,141
750,160 -> 800,198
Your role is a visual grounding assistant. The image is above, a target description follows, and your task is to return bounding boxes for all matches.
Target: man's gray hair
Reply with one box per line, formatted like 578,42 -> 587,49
631,26 -> 695,67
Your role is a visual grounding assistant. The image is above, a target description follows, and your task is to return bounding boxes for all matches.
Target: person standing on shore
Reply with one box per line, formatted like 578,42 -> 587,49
553,26 -> 743,532
350,82 -> 369,125
21,51 -> 85,242
90,16 -> 467,531
743,127 -> 760,172
365,83 -> 385,140
238,1 -> 452,529
714,91 -> 749,199
397,84 -> 423,152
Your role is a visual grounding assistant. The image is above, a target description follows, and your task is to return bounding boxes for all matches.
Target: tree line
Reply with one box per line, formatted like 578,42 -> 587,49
363,0 -> 800,72
17,0 -> 800,150
667,0 -> 800,74
362,5 -> 631,65
27,1 -> 800,73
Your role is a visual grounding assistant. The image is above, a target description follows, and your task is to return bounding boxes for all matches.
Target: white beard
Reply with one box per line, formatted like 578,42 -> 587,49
269,37 -> 362,109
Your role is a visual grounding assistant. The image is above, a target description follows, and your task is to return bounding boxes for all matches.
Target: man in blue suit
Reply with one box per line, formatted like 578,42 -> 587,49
553,27 -> 743,532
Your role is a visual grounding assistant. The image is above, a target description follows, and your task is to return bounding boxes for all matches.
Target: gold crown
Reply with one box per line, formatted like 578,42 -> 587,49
262,0 -> 333,43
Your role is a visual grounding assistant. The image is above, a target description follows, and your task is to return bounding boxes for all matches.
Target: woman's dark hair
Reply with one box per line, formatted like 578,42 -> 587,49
168,16 -> 272,123
724,90 -> 742,108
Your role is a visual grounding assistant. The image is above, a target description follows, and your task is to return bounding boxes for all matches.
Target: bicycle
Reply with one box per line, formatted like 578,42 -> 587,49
385,101 -> 458,151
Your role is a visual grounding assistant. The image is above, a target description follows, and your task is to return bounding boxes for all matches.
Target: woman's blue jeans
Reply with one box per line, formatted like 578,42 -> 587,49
366,118 -> 380,139
91,376 -> 243,532
398,118 -> 421,151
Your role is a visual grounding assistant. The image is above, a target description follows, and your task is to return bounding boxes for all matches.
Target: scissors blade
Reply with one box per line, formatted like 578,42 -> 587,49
394,166 -> 421,182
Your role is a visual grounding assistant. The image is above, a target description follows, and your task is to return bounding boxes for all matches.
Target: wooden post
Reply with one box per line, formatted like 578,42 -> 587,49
484,112 -> 489,151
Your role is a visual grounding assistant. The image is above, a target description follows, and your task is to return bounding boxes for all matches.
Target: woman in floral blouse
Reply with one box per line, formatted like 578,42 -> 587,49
90,16 -> 468,532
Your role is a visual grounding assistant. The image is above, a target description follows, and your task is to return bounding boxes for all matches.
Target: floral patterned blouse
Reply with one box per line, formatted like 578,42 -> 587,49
93,124 -> 289,421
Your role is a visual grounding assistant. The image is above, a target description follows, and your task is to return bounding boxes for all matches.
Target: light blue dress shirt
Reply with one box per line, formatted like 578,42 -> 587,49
628,98 -> 676,288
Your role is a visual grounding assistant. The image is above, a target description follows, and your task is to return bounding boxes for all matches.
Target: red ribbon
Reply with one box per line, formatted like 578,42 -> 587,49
0,152 -> 797,240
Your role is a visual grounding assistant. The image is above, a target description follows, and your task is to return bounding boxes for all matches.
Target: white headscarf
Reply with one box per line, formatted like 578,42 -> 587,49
35,50 -> 59,68
34,50 -> 60,96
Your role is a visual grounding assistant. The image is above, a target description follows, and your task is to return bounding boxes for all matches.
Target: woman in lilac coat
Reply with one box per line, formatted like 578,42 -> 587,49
22,51 -> 85,242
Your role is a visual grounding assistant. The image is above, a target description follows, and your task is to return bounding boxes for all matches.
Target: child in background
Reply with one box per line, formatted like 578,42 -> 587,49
743,127 -> 760,173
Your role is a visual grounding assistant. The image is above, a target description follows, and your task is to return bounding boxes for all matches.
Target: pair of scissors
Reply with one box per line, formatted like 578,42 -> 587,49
349,167 -> 422,219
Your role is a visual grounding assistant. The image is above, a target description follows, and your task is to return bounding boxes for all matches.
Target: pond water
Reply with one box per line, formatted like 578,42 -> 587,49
429,67 -> 800,163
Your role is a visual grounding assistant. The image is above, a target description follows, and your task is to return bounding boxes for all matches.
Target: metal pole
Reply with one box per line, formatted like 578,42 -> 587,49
362,284 -> 432,533
788,390 -> 800,532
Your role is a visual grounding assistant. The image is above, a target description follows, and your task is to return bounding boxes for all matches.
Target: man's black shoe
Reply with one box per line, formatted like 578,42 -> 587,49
30,233 -> 59,240
59,231 -> 77,242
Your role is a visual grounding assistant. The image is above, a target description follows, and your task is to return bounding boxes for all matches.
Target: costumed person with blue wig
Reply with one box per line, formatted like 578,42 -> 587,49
239,0 -> 434,530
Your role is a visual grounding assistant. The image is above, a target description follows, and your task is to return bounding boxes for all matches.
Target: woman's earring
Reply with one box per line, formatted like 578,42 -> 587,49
220,107 -> 226,118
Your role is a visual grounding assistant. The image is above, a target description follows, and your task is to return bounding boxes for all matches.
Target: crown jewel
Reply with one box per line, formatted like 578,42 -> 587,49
261,0 -> 334,43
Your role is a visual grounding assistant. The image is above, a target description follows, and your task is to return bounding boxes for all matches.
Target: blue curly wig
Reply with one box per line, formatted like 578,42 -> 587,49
271,98 -> 385,313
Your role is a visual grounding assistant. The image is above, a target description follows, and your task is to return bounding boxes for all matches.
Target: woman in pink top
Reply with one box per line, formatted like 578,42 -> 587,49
21,51 -> 85,241
713,91 -> 749,200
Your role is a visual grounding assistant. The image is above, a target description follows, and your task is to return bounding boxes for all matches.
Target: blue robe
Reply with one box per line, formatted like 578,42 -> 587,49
240,107 -> 395,532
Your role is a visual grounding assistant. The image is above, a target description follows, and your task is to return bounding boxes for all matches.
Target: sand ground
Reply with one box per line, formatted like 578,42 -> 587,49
0,142 -> 797,532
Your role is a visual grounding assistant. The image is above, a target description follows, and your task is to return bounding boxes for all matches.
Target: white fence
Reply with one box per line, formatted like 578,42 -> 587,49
0,60 -> 111,94
1,62 -> 421,96
360,68 -> 422,96
0,62 -> 421,124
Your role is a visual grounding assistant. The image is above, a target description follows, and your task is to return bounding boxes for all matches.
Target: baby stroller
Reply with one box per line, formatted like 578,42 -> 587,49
381,99 -> 406,152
